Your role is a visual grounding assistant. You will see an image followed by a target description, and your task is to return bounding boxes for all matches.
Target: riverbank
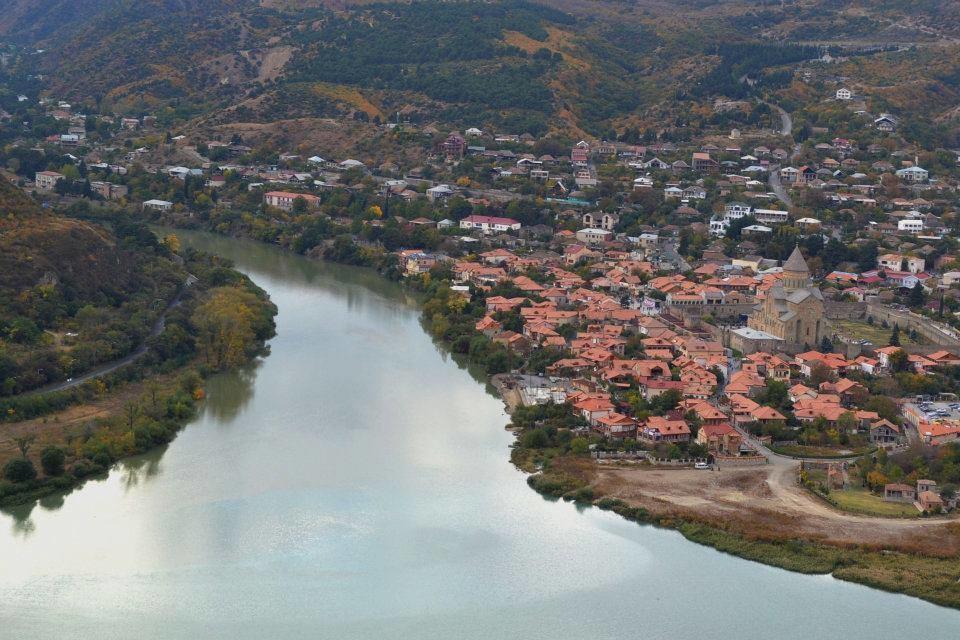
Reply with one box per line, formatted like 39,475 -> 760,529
0,243 -> 278,508
140,218 -> 960,610
520,451 -> 960,609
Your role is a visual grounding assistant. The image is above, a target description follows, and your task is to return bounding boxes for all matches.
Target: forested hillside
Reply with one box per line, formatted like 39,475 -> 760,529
1,0 -> 959,136
0,178 -> 185,394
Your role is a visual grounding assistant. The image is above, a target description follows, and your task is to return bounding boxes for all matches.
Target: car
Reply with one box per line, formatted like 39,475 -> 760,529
694,462 -> 710,470
66,377 -> 73,382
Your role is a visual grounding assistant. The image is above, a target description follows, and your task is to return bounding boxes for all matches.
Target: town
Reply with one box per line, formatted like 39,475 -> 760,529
4,47 -> 960,522
5,0 -> 960,624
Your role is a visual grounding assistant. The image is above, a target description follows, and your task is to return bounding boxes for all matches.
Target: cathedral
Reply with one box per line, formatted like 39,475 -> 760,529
748,246 -> 826,348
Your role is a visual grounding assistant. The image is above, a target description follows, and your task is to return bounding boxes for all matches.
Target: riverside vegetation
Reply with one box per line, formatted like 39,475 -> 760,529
0,184 -> 277,506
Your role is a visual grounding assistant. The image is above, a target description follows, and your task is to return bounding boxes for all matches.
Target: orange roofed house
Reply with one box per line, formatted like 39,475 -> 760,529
639,416 -> 691,444
264,191 -> 321,211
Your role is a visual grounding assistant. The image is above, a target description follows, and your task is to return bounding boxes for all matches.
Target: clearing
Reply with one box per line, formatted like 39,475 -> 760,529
592,460 -> 958,555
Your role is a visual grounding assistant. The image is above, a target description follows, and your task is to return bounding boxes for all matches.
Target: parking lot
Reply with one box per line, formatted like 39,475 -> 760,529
904,400 -> 960,427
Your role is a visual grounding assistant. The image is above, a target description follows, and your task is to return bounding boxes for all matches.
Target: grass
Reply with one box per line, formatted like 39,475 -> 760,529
833,319 -> 918,346
827,488 -> 920,518
771,443 -> 875,458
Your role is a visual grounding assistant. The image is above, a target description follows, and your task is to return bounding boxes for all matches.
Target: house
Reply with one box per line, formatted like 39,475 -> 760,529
594,413 -> 637,439
421,184 -> 452,202
692,152 -> 719,174
90,181 -> 128,200
898,218 -> 923,234
582,212 -> 619,231
639,416 -> 691,444
571,141 -> 590,166
698,423 -> 742,454
875,114 -> 898,132
576,228 -> 612,245
439,132 -> 466,158
574,396 -> 615,425
459,215 -> 521,233
264,191 -> 321,211
836,87 -> 852,101
883,483 -> 916,503
142,199 -> 173,212
869,419 -> 900,444
918,491 -> 944,512
895,166 -> 929,184
35,170 -> 64,192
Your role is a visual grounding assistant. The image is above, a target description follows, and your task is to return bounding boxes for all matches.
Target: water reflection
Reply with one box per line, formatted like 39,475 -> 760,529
6,501 -> 36,537
200,360 -> 261,424
118,445 -> 168,492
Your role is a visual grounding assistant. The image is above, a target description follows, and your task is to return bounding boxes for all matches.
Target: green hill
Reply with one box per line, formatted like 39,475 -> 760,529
0,178 -> 185,394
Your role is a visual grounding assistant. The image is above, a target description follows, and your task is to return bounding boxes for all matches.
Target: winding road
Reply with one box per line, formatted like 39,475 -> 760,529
763,101 -> 802,208
23,276 -> 196,397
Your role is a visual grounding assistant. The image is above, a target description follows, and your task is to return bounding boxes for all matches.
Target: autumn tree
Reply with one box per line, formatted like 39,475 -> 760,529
866,470 -> 888,491
191,287 -> 259,370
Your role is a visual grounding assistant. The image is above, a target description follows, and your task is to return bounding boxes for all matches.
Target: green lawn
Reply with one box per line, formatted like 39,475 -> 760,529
833,319 -> 918,347
827,488 -> 919,518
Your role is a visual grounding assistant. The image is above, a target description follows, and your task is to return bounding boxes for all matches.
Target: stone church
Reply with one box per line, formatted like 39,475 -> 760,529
748,246 -> 825,348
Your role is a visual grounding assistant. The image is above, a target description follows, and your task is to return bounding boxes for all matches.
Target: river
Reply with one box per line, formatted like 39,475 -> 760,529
1,230 -> 958,638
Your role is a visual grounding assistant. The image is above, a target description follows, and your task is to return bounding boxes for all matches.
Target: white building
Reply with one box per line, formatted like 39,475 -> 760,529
426,184 -> 454,202
836,87 -> 852,101
752,208 -> 789,224
709,217 -> 730,237
459,215 -> 521,233
724,202 -> 752,220
576,228 -> 613,245
142,199 -> 174,212
895,166 -> 929,184
35,170 -> 64,192
898,219 -> 924,234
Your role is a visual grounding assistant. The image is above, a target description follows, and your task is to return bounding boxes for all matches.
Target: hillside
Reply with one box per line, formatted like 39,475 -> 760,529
0,178 -> 185,394
1,0 -> 958,136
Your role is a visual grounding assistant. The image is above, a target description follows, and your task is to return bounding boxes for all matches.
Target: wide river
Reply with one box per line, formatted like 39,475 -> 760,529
2,230 -> 958,638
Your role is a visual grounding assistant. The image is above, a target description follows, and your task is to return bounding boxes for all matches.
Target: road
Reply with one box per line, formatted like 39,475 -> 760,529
763,100 -> 801,207
767,164 -> 794,208
661,241 -> 691,272
24,276 -> 195,397
767,102 -> 792,137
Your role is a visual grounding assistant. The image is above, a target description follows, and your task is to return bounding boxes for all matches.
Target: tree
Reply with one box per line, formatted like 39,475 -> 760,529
889,323 -> 901,347
40,446 -> 66,476
13,434 -> 35,459
809,362 -> 835,386
908,283 -> 925,308
570,437 -> 590,455
836,411 -> 857,434
292,196 -> 309,215
866,469 -> 888,491
191,287 -> 259,370
4,458 -> 37,482
819,335 -> 834,353
760,379 -> 789,408
889,348 -> 910,373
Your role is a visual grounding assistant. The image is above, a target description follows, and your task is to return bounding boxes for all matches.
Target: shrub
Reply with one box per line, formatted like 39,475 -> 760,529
40,446 -> 66,476
3,458 -> 37,483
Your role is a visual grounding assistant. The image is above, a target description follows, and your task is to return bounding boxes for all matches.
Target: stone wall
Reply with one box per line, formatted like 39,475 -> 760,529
824,300 -> 867,320
865,302 -> 960,347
